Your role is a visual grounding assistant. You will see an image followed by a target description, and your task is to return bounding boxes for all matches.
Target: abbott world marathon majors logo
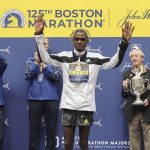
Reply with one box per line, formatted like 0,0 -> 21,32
1,9 -> 25,28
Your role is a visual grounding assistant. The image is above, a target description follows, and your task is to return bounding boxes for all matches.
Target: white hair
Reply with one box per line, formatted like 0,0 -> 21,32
129,48 -> 144,58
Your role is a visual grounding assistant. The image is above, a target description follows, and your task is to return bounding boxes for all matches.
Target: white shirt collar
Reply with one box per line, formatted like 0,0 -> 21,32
73,49 -> 86,56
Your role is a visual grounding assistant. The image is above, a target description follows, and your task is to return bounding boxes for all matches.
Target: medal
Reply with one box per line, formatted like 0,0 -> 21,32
76,57 -> 81,71
76,63 -> 81,71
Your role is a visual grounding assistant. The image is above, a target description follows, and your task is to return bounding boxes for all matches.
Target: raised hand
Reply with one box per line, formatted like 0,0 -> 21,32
34,14 -> 45,35
122,21 -> 135,42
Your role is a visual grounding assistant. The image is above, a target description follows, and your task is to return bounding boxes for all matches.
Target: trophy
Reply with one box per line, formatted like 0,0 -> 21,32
127,74 -> 149,105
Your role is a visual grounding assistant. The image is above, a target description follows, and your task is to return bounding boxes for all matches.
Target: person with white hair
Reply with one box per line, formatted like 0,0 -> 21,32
122,48 -> 150,150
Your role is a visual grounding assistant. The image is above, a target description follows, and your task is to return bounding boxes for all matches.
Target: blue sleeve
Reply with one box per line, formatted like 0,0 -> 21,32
0,55 -> 7,75
24,58 -> 38,80
43,64 -> 62,81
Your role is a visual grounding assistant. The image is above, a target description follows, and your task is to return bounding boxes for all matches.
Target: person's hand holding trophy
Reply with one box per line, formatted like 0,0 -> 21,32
123,71 -> 149,106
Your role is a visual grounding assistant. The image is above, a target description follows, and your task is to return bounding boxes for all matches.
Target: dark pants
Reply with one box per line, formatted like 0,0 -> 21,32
28,100 -> 59,150
0,106 -> 4,150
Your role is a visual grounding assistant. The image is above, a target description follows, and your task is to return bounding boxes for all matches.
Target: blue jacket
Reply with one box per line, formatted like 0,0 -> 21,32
0,55 -> 7,105
24,57 -> 62,100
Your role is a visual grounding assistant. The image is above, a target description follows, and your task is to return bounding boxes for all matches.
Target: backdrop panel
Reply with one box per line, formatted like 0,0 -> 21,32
0,37 -> 150,150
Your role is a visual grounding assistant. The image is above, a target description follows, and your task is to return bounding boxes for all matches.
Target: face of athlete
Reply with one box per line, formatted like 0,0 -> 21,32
72,30 -> 89,52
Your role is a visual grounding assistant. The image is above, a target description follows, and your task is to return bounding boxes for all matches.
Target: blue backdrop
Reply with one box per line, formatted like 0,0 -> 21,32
0,37 -> 150,150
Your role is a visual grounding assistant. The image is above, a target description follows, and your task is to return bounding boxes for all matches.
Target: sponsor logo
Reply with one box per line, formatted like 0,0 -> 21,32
86,46 -> 102,54
3,82 -> 10,90
5,118 -> 10,126
0,47 -> 11,54
26,105 -> 29,110
120,100 -> 127,108
131,44 -> 141,50
117,9 -> 150,28
1,9 -> 25,28
95,82 -> 102,91
93,119 -> 102,127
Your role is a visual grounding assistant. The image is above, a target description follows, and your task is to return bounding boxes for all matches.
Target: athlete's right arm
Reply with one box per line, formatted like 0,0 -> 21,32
34,15 -> 60,67
35,34 -> 61,67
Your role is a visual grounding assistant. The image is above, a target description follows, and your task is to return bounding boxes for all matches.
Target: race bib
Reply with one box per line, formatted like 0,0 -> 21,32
69,63 -> 89,82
